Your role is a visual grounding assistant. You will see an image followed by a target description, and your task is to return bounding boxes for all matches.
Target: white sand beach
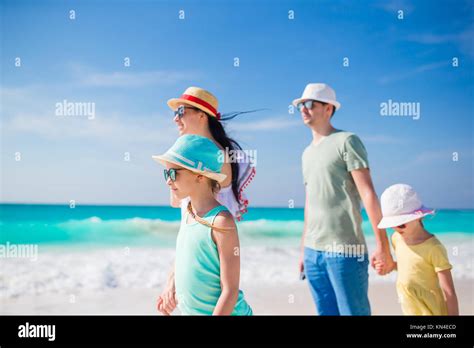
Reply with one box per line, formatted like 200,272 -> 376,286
1,280 -> 473,315
1,245 -> 472,315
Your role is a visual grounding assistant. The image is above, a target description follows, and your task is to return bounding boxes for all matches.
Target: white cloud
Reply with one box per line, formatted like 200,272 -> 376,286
0,61 -> 190,146
228,117 -> 301,132
377,61 -> 448,84
4,111 -> 176,146
360,134 -> 403,144
406,25 -> 474,58
64,62 -> 201,88
0,84 -> 177,147
79,70 -> 195,88
411,149 -> 473,165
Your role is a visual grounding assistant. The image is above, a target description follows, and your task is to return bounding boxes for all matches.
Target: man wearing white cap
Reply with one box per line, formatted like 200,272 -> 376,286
294,83 -> 394,315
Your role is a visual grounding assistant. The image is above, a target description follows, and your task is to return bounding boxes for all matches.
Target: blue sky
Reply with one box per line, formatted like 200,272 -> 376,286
1,0 -> 473,208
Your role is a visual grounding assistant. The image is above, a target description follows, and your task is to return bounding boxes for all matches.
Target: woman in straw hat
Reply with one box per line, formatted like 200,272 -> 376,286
156,86 -> 259,315
153,134 -> 253,315
168,86 -> 258,220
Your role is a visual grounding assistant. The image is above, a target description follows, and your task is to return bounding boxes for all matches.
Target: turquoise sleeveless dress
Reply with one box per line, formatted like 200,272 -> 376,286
174,205 -> 253,315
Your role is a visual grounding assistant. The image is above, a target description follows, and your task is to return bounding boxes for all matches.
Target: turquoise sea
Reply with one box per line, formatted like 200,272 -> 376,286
1,204 -> 473,248
1,204 -> 472,300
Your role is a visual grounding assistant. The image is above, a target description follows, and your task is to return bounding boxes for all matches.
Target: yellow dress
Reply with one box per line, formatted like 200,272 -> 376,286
391,232 -> 452,315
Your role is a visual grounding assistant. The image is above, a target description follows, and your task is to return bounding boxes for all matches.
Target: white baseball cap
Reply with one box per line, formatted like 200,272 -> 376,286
377,184 -> 435,229
292,83 -> 341,111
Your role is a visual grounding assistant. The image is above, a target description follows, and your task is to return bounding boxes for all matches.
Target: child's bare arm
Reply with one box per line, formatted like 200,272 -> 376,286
157,262 -> 177,315
438,269 -> 459,315
375,260 -> 396,273
212,212 -> 240,315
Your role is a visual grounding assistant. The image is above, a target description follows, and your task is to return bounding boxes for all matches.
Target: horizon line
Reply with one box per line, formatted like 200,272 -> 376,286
0,202 -> 473,211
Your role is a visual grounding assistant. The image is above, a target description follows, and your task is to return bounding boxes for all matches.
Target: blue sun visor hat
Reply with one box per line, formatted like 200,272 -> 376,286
152,134 -> 227,183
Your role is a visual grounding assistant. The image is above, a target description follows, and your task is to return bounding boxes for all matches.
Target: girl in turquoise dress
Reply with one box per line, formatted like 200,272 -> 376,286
153,134 -> 252,315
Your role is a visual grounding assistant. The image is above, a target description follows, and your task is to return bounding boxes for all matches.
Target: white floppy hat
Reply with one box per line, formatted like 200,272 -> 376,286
292,83 -> 341,111
377,184 -> 435,229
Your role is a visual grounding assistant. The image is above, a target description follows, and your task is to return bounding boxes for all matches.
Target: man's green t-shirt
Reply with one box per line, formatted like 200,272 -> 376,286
302,130 -> 369,254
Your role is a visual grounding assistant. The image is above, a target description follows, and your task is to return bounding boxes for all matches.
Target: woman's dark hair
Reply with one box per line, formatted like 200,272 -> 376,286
206,115 -> 242,202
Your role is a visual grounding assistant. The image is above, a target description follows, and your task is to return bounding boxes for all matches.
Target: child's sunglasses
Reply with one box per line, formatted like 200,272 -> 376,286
174,105 -> 199,118
163,168 -> 184,182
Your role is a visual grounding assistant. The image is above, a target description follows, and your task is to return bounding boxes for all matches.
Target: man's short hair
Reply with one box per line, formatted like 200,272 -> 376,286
316,101 -> 336,117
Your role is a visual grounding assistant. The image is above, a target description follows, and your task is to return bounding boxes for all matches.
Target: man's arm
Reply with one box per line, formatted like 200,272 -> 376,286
351,168 -> 395,275
299,188 -> 308,273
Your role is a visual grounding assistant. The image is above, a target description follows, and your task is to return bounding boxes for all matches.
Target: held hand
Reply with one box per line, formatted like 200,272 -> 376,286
156,284 -> 177,315
384,258 -> 396,273
374,261 -> 384,273
371,248 -> 395,276
156,296 -> 166,314
298,250 -> 305,273
374,259 -> 396,274
298,252 -> 306,280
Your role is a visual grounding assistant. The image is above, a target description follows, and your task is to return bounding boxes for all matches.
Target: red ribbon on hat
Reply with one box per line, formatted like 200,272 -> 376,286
180,94 -> 220,119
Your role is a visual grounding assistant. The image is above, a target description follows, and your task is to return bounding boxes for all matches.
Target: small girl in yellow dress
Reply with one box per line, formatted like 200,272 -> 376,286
376,184 -> 459,315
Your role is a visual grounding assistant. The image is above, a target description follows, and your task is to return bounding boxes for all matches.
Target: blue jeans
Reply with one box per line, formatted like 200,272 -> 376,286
304,247 -> 371,315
